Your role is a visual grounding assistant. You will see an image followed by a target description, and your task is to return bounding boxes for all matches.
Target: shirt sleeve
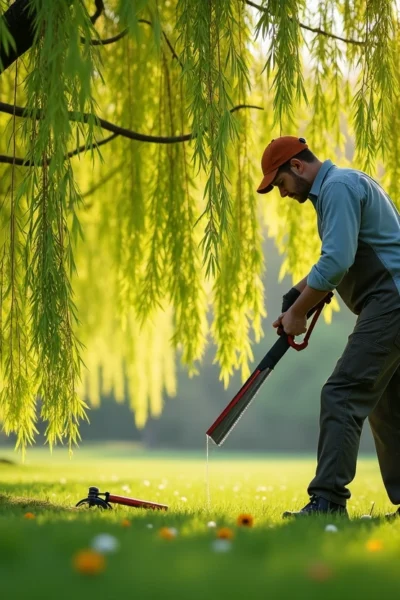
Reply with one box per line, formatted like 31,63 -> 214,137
307,182 -> 361,291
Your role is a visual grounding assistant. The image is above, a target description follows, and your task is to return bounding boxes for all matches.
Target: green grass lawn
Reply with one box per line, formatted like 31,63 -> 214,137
1,445 -> 400,600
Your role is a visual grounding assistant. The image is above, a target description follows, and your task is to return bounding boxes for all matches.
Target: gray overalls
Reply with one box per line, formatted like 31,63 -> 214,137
305,161 -> 400,506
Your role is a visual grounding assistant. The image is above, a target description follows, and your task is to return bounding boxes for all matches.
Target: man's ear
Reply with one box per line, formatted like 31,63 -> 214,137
289,158 -> 304,175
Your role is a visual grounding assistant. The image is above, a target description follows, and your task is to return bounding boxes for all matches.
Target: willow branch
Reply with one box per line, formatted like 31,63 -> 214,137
0,133 -> 118,167
0,0 -> 365,76
90,0 -> 104,24
245,0 -> 365,47
0,102 -> 264,149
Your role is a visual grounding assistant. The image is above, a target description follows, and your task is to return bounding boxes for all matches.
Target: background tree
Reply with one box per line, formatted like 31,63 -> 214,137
0,0 -> 399,452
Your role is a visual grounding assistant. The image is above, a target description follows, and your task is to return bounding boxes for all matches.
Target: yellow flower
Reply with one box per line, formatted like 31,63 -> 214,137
24,512 -> 35,520
237,514 -> 254,527
159,527 -> 176,540
121,519 -> 131,528
366,539 -> 383,552
216,527 -> 234,540
73,550 -> 106,575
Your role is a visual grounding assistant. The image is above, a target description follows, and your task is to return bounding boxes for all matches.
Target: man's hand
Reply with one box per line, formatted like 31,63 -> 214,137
272,308 -> 307,337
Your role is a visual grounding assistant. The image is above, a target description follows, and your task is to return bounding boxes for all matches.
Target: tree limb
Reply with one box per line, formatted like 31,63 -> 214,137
245,0 -> 365,47
0,0 -> 35,74
90,0 -> 104,24
68,132 -> 118,158
0,133 -> 118,166
86,28 -> 129,46
0,102 -> 264,151
85,20 -> 183,68
0,154 -> 24,166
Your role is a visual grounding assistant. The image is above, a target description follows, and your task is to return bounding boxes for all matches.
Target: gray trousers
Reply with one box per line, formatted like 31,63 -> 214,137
308,298 -> 400,506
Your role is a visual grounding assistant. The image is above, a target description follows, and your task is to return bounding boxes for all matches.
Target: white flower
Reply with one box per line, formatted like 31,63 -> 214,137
212,539 -> 232,553
91,534 -> 119,554
325,524 -> 338,533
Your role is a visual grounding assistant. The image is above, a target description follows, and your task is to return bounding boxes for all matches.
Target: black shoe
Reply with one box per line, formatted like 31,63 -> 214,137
282,494 -> 348,518
385,507 -> 400,521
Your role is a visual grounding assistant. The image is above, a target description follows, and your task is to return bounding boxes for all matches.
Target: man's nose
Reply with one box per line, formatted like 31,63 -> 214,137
279,187 -> 288,198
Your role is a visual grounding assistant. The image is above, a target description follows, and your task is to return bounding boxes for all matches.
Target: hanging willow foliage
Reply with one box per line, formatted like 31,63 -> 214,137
0,0 -> 400,450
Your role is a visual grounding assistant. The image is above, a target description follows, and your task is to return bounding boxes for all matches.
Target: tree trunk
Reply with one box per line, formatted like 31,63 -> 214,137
0,0 -> 35,74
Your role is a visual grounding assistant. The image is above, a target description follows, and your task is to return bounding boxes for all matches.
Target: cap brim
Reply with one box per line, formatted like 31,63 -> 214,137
256,168 -> 278,194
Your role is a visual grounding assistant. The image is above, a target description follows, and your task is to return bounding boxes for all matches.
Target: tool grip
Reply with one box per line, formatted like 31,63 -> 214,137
286,292 -> 333,351
270,292 -> 333,363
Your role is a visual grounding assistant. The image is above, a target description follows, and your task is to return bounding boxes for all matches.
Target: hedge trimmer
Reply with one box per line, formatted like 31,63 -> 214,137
206,293 -> 333,446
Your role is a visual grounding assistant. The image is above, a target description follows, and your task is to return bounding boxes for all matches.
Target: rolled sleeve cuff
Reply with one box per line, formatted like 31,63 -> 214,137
307,265 -> 337,292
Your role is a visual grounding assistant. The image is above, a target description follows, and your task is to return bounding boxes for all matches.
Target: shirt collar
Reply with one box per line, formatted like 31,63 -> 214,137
308,160 -> 335,206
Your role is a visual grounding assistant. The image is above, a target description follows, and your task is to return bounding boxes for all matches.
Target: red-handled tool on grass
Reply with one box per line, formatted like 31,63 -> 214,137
76,486 -> 168,510
206,293 -> 333,446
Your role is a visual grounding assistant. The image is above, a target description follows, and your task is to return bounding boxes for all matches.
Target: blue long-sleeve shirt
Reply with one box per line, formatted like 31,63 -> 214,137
307,160 -> 400,315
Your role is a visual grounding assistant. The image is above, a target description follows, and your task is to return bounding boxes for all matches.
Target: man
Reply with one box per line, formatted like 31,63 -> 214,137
257,136 -> 400,518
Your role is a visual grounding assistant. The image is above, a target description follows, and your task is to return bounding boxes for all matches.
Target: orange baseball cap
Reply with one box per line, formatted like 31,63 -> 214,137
257,136 -> 308,194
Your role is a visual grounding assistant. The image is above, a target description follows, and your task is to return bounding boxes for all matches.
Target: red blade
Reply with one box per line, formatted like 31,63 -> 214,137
206,367 -> 273,446
108,494 -> 168,510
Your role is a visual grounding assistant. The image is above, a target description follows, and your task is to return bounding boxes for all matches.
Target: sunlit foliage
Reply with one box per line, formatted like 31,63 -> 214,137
0,0 -> 399,449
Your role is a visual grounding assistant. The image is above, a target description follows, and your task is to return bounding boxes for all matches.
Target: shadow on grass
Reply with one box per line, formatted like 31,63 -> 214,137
0,493 -> 77,513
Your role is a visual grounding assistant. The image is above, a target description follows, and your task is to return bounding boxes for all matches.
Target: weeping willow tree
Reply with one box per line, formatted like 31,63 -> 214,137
0,0 -> 399,451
